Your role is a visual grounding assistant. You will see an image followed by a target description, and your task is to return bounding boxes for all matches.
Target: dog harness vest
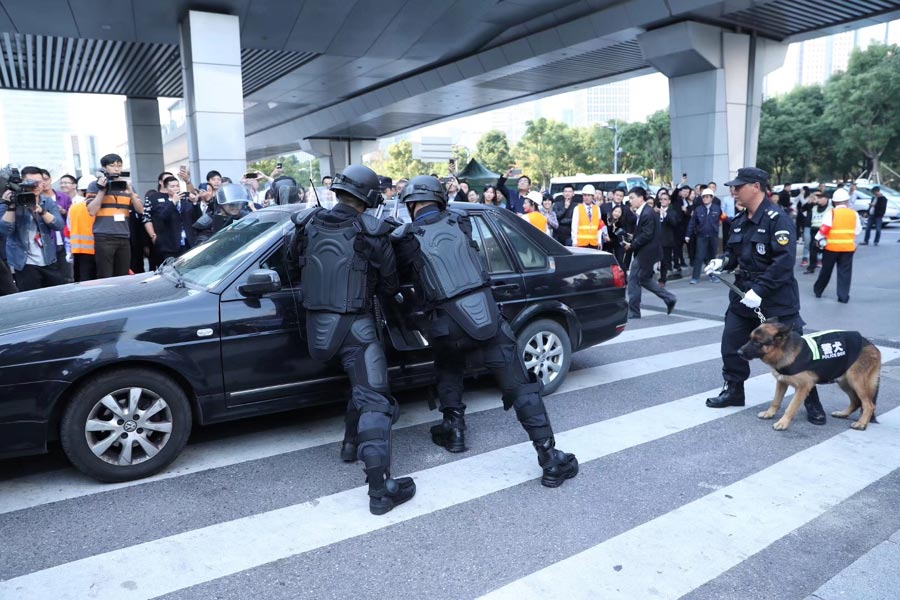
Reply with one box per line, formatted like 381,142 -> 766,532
777,330 -> 865,383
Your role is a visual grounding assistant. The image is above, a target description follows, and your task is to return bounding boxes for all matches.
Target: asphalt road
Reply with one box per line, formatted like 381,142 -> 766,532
1,232 -> 899,600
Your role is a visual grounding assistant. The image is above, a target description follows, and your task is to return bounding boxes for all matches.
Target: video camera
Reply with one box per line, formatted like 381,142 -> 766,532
0,166 -> 40,209
97,168 -> 131,194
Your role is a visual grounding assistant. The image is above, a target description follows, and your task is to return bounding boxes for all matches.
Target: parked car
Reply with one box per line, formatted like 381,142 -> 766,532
773,181 -> 900,225
0,203 -> 628,482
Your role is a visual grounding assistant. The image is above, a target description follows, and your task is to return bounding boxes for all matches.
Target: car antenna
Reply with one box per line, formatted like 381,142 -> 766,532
309,178 -> 322,208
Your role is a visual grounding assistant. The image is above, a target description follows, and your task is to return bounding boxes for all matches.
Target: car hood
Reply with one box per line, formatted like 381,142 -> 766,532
0,272 -> 198,336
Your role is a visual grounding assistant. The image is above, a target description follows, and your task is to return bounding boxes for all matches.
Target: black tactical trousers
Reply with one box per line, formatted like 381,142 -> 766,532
432,317 -> 554,442
721,308 -> 821,404
336,315 -> 397,474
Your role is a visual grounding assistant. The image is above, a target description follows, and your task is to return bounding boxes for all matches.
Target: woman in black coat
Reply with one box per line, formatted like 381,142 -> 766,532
603,204 -> 627,266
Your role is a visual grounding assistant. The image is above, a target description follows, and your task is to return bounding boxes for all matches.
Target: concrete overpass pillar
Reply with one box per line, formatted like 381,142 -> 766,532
125,97 -> 164,198
638,22 -> 787,187
302,139 -> 378,178
179,11 -> 247,184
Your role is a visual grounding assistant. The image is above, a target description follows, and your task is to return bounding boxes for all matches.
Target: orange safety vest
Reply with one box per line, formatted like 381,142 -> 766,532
68,202 -> 96,255
523,211 -> 548,233
576,203 -> 603,247
825,206 -> 857,252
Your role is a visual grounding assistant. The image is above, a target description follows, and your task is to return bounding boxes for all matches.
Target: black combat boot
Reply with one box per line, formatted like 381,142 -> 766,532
533,437 -> 579,488
340,441 -> 357,462
804,392 -> 827,425
366,468 -> 416,516
430,407 -> 467,453
705,381 -> 745,408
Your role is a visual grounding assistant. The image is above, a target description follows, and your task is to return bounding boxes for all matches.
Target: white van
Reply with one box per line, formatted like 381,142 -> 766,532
549,173 -> 650,199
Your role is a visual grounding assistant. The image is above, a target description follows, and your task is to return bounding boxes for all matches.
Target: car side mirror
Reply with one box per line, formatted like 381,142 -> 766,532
239,269 -> 281,297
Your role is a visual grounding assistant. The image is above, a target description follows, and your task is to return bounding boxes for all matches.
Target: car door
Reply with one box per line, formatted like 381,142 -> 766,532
219,239 -> 341,407
490,215 -> 552,313
469,213 -> 527,313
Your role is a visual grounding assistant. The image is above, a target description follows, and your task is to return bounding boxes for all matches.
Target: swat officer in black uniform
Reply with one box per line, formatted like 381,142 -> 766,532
391,176 -> 578,487
703,167 -> 826,425
292,164 -> 415,515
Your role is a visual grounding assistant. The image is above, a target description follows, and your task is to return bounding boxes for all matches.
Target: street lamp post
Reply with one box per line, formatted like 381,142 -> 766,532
604,121 -> 621,174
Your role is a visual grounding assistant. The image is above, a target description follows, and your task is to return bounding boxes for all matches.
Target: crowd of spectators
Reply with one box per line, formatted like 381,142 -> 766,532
0,155 -> 335,296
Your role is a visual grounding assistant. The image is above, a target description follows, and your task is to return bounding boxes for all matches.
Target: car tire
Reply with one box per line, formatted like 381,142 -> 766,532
516,318 -> 572,396
60,369 -> 192,483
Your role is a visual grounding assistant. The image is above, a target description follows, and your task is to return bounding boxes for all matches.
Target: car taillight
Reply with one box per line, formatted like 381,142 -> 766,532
612,264 -> 626,288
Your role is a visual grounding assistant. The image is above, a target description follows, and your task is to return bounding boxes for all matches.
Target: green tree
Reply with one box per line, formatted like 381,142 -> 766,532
365,140 -> 440,180
452,144 -> 472,172
475,129 -> 513,174
823,43 -> 900,182
248,154 -> 320,187
513,118 -> 585,188
620,109 -> 671,182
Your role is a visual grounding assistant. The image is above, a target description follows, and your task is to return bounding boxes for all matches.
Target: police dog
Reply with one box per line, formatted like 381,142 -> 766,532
739,322 -> 881,431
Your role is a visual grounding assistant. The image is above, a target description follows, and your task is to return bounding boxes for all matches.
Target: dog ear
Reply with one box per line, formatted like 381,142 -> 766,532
773,321 -> 793,338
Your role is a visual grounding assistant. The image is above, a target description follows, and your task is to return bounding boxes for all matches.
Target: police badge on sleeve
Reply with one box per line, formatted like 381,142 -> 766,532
774,230 -> 791,246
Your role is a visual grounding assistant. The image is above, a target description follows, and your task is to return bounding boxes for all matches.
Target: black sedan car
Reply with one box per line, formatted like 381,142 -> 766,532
0,203 -> 627,482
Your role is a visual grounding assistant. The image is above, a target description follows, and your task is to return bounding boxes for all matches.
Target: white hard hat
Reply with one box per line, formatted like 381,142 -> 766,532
831,187 -> 850,203
581,184 -> 596,195
525,190 -> 543,204
701,188 -> 714,197
77,175 -> 96,190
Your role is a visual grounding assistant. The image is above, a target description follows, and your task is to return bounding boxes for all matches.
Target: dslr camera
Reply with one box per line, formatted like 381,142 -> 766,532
97,168 -> 131,194
614,227 -> 633,244
0,166 -> 39,209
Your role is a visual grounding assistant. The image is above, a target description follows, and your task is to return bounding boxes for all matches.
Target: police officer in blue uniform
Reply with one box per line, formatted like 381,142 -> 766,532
704,168 -> 826,425
391,176 -> 578,487
293,164 -> 416,515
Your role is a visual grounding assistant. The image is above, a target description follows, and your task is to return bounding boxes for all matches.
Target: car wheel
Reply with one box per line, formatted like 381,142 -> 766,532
60,369 -> 192,483
517,318 -> 572,396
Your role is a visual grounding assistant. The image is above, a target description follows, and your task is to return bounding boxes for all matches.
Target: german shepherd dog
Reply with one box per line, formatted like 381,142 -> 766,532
738,322 -> 881,431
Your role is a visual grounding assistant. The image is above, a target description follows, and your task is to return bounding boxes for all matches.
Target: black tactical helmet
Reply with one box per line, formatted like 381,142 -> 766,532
216,183 -> 250,205
400,175 -> 447,211
331,164 -> 383,208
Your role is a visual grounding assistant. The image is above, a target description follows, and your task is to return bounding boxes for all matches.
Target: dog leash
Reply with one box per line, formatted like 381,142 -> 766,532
710,271 -> 767,324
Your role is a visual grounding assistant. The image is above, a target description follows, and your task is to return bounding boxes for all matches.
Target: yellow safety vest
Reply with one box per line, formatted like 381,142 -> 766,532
576,203 -> 602,247
825,206 -> 857,252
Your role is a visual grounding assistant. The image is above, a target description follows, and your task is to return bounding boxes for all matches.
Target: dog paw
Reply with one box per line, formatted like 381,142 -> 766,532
772,420 -> 790,431
757,410 -> 777,420
831,411 -> 851,419
850,421 -> 868,431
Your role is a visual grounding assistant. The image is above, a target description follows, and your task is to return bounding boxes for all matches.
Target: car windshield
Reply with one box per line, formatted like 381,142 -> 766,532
171,210 -> 289,289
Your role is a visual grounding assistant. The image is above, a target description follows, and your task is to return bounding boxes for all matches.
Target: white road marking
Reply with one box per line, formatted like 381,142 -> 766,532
604,317 -> 721,345
0,373 -> 784,600
0,342 -> 723,515
482,409 -> 900,599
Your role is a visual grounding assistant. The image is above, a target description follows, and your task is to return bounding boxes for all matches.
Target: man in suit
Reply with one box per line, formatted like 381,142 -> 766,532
624,186 -> 677,319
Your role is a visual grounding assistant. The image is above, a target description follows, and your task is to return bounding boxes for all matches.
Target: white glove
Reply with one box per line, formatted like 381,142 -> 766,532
740,289 -> 762,309
704,258 -> 724,276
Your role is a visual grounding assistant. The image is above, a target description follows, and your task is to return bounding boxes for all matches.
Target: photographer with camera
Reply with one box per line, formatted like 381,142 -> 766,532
86,154 -> 144,278
1,166 -> 66,292
144,176 -> 196,265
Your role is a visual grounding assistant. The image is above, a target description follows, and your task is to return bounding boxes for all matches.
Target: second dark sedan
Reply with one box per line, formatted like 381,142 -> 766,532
0,203 -> 627,482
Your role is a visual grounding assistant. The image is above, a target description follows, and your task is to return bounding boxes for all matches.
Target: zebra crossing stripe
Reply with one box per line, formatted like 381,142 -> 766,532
481,406 -> 900,599
0,372 -> 782,600
0,341 -> 723,515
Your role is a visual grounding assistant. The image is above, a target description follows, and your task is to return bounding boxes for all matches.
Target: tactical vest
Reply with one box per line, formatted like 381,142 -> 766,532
298,210 -> 371,314
777,330 -> 865,384
413,211 -> 488,303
